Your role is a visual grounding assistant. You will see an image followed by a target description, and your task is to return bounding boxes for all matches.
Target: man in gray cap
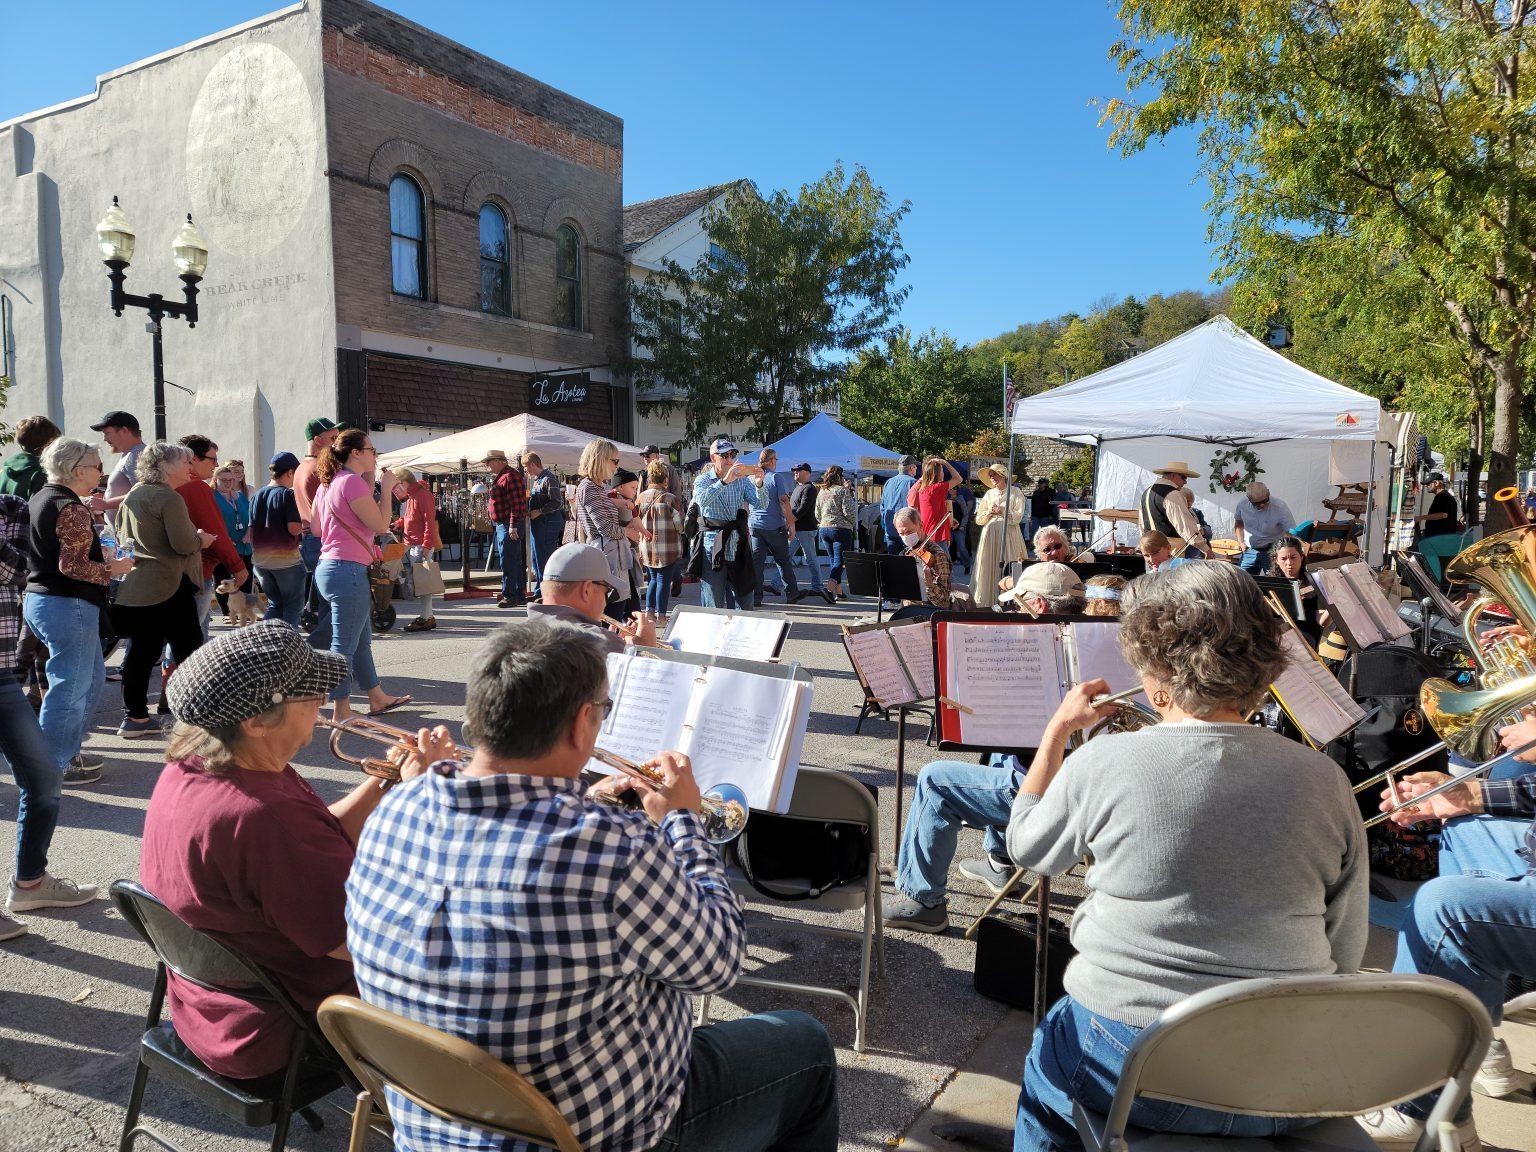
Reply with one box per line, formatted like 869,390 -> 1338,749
528,543 -> 659,651
880,455 -> 921,553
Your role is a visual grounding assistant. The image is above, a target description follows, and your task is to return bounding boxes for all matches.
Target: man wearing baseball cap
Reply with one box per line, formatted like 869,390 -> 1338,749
90,411 -> 144,527
138,620 -> 454,1080
292,417 -> 338,639
880,455 -> 921,553
483,450 -> 528,607
249,453 -> 306,628
527,543 -> 657,651
693,437 -> 768,608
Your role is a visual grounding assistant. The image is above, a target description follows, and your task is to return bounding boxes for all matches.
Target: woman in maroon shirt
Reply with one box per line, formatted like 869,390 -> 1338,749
139,622 -> 451,1079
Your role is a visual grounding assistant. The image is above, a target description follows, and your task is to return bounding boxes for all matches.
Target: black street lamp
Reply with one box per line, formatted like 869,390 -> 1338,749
94,197 -> 209,441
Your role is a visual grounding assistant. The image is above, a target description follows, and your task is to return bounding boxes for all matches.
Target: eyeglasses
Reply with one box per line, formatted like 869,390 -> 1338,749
81,460 -> 104,473
592,697 -> 615,719
1041,542 -> 1066,553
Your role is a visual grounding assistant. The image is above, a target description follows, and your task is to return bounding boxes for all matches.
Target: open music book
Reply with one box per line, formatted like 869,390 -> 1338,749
1269,629 -> 1367,747
1310,562 -> 1412,649
665,605 -> 790,662
841,619 -> 935,710
934,618 -> 1148,750
587,649 -> 812,813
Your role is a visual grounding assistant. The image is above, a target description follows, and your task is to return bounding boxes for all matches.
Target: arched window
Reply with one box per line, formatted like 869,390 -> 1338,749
389,174 -> 427,298
555,223 -> 582,329
479,203 -> 512,316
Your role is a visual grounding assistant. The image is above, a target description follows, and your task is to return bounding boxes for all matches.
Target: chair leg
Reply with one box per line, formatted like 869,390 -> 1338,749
856,896 -> 874,1054
268,1045 -> 306,1152
697,993 -> 713,1027
118,1058 -> 152,1152
347,1093 -> 374,1152
869,860 -> 886,976
298,1106 -> 324,1132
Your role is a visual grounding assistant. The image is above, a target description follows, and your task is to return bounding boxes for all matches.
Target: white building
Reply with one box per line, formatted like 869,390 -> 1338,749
624,181 -> 836,460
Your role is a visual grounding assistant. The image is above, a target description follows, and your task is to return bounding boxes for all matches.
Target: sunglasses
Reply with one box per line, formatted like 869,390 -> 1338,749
1042,542 -> 1066,552
593,697 -> 615,719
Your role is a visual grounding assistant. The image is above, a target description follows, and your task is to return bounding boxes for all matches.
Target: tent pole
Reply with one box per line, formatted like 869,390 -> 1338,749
1364,438 -> 1379,566
1089,436 -> 1105,552
1002,365 -> 1018,574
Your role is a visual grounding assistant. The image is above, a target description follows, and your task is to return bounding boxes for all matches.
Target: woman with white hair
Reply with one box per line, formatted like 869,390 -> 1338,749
1232,480 -> 1295,574
1031,523 -> 1071,562
23,439 -> 133,782
112,441 -> 213,738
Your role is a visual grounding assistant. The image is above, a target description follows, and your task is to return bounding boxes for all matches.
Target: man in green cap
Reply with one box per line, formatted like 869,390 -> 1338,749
292,417 -> 338,641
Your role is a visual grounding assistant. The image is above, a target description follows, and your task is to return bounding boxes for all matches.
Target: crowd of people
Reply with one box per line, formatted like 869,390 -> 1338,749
3,411 -> 1532,1152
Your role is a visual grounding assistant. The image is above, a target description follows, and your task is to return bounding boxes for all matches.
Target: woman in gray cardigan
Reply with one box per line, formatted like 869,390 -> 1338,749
111,442 -> 213,738
1007,561 -> 1367,1151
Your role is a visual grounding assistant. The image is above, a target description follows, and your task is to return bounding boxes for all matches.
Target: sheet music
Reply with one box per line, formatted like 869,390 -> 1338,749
667,608 -> 787,661
1340,563 -> 1412,642
943,623 -> 1066,747
592,654 -> 694,767
845,629 -> 918,709
686,667 -> 803,810
1067,621 -> 1145,701
1271,631 -> 1365,746
1311,567 -> 1384,648
889,621 -> 935,699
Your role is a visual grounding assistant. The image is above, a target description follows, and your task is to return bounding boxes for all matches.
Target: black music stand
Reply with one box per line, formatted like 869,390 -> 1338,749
843,552 -> 923,623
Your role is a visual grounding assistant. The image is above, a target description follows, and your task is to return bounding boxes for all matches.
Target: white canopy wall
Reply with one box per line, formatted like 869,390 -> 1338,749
1011,317 -> 1390,560
376,412 -> 647,475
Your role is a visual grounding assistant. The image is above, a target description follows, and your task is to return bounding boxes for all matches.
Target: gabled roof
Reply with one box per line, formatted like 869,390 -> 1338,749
623,181 -> 745,250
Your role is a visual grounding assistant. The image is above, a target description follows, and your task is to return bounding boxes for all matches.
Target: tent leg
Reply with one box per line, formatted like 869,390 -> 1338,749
1365,439 -> 1378,565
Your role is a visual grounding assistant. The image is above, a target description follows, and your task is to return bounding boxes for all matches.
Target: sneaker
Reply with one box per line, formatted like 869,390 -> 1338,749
403,616 -> 434,633
882,895 -> 949,934
71,752 -> 104,771
1473,1037 -> 1527,1098
117,716 -> 164,739
959,855 -> 1016,895
1356,1108 -> 1480,1152
63,761 -> 102,786
0,910 -> 26,941
7,874 -> 99,913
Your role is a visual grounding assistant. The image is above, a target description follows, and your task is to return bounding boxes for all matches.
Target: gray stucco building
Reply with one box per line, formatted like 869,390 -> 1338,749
0,0 -> 629,467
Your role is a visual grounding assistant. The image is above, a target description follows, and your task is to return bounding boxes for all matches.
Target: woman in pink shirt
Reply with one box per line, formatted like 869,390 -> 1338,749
312,430 -> 409,722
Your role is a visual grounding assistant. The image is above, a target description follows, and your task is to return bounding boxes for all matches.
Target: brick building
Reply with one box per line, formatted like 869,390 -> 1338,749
0,0 -> 628,466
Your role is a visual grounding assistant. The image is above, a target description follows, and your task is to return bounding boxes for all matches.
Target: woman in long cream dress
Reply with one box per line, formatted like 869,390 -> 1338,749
971,466 -> 1026,609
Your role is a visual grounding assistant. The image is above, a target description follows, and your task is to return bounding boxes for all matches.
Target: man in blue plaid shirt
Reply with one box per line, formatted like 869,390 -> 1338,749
346,619 -> 837,1151
1359,718 -> 1536,1148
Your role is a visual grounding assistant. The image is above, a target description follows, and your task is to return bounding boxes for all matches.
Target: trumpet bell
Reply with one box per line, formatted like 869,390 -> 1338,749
700,783 -> 749,845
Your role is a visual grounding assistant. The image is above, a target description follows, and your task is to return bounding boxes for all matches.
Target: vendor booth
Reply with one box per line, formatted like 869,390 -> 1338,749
376,412 -> 647,475
1011,316 -> 1392,562
740,413 -> 902,475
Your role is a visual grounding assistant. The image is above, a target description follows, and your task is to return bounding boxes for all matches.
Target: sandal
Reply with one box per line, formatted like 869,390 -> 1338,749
367,694 -> 413,716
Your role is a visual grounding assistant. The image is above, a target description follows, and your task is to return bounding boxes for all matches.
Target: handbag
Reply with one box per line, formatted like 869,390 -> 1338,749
412,555 -> 446,596
729,799 -> 874,902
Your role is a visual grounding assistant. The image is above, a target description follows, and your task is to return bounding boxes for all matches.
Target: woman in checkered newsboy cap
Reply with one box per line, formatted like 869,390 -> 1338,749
138,620 -> 457,1082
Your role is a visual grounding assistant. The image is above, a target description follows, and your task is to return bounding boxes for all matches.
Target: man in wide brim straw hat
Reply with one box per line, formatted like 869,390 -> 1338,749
1137,461 -> 1210,558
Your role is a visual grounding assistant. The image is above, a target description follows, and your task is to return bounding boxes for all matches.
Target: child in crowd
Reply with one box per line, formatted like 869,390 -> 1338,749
1082,574 -> 1126,617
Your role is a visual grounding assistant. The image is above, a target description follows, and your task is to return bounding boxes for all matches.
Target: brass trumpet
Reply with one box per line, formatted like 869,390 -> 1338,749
317,717 -> 471,782
590,747 -> 749,845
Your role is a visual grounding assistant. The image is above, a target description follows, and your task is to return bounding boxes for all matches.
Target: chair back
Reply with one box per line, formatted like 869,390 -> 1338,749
318,996 -> 582,1152
1104,974 -> 1490,1131
783,767 -> 879,836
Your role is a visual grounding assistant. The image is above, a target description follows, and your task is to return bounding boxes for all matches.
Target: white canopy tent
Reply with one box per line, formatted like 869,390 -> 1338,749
739,413 -> 903,475
1011,316 -> 1391,559
376,412 -> 647,475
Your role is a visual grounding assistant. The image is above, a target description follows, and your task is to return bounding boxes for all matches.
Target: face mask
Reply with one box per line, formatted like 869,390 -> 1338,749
900,532 -> 922,547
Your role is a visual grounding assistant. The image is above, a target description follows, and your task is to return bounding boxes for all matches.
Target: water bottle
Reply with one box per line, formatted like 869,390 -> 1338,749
99,527 -> 117,557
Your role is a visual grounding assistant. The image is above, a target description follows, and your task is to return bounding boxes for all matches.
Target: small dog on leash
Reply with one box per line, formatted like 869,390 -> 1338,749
215,579 -> 267,627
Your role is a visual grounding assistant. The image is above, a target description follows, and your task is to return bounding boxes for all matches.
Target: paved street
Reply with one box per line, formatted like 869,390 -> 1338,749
1,580 -> 1534,1151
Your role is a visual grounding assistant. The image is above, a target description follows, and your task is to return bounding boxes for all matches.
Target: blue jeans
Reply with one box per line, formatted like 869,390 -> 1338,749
0,675 -> 62,882
818,527 -> 853,584
316,560 -> 378,701
1016,996 -> 1312,1151
952,523 -> 972,570
1392,756 -> 1536,1121
645,565 -> 674,617
788,529 -> 823,587
1237,544 -> 1271,574
698,529 -> 741,609
751,526 -> 799,603
897,760 -> 1017,905
22,593 -> 104,773
300,533 -> 328,646
528,513 -> 565,597
495,523 -> 526,601
255,564 -> 306,629
650,1010 -> 837,1152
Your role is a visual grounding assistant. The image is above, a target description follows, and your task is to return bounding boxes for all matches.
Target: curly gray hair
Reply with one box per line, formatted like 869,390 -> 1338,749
40,438 -> 100,484
136,440 -> 193,486
1118,562 -> 1285,717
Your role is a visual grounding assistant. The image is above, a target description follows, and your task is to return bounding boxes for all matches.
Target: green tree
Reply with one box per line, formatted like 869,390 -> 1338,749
945,424 -> 1011,461
627,165 -> 910,444
1108,0 -> 1536,505
840,328 -> 993,459
1051,450 -> 1096,491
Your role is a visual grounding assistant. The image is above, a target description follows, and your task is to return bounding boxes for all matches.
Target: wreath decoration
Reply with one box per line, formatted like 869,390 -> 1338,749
1208,447 -> 1264,494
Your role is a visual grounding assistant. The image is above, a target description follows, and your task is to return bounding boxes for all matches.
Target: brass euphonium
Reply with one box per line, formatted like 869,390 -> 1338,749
1416,524 -> 1536,761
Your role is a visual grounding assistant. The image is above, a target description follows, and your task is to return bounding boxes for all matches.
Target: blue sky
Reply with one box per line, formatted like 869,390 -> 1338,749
0,1 -> 1215,345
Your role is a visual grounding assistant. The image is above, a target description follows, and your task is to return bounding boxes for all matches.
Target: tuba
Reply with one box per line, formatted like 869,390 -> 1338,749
1415,522 -> 1536,761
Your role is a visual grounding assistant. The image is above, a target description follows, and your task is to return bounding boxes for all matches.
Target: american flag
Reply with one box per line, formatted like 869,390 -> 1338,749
1003,370 -> 1016,431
